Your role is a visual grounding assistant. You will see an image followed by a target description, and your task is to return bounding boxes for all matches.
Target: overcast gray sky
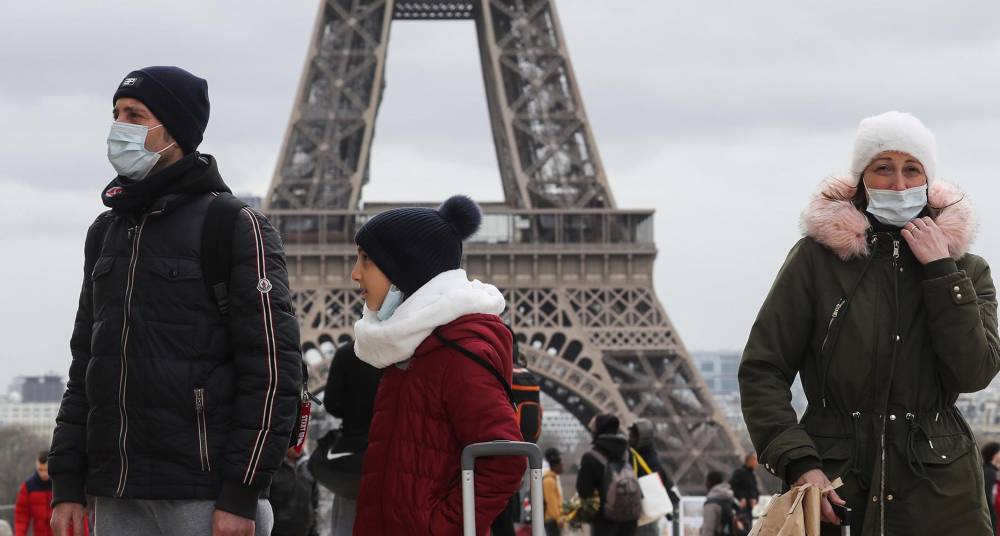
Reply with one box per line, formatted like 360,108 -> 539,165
1,1 -> 998,389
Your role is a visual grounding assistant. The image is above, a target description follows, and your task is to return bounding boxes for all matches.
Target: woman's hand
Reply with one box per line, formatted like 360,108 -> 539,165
902,217 -> 950,265
793,468 -> 846,525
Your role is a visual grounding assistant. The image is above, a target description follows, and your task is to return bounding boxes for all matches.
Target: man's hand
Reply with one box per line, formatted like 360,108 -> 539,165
51,502 -> 87,536
794,468 -> 846,525
902,217 -> 950,265
212,509 -> 255,536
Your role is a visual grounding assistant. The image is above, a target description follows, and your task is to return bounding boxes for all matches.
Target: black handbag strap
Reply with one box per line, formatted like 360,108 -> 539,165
433,330 -> 514,409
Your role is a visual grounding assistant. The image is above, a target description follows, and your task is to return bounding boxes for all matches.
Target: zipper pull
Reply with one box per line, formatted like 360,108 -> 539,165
194,388 -> 205,413
892,240 -> 900,260
127,226 -> 136,240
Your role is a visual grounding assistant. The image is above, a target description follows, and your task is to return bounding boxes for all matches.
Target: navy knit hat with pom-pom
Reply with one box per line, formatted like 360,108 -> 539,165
354,195 -> 482,296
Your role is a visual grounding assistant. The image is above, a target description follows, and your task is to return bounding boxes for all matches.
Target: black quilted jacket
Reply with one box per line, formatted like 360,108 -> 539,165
48,154 -> 302,520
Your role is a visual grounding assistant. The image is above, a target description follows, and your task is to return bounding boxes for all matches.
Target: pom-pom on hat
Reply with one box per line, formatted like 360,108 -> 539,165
850,111 -> 937,187
354,195 -> 483,296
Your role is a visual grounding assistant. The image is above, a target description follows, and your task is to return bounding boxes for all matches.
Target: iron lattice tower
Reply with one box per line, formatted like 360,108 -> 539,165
265,0 -> 743,491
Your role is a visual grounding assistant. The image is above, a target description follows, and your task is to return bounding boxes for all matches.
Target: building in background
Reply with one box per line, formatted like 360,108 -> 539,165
694,351 -> 740,396
236,194 -> 263,210
19,375 -> 64,403
692,351 -> 806,440
0,375 -> 64,439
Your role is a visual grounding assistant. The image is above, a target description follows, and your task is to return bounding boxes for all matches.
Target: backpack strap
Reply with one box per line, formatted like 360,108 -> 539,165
85,212 -> 115,262
433,330 -> 515,409
201,193 -> 248,319
588,449 -> 608,467
629,447 -> 653,476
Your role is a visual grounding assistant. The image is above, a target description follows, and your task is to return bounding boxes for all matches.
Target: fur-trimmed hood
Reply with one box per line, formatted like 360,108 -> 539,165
801,176 -> 977,261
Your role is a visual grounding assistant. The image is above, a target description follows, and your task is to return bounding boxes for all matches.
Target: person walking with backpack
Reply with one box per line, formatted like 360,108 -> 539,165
576,414 -> 640,536
48,66 -> 303,536
349,195 -> 526,535
701,471 -> 739,536
739,111 -> 999,535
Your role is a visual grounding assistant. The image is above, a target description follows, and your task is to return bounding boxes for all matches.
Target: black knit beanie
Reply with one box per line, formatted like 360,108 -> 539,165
112,66 -> 210,154
354,195 -> 482,296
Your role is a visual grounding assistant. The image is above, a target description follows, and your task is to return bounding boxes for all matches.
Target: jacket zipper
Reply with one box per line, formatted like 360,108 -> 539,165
820,300 -> 846,352
879,238 -> 901,535
820,298 -> 846,408
115,215 -> 150,497
195,388 -> 211,471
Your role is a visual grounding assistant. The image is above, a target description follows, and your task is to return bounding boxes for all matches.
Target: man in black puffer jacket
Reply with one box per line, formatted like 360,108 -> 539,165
48,66 -> 302,536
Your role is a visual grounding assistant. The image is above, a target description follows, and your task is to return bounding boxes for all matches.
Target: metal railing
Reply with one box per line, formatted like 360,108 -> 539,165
265,208 -> 655,249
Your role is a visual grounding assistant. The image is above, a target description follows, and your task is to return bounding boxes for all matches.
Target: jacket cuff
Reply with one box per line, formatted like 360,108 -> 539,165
923,258 -> 959,279
216,480 -> 260,520
51,473 -> 87,507
784,456 -> 822,486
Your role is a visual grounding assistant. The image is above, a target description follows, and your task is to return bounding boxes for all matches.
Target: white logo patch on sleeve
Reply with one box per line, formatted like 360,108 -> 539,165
257,278 -> 273,294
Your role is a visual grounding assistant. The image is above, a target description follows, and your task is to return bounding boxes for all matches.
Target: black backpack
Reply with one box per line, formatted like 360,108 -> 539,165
199,192 -> 251,319
90,192 -> 249,317
704,496 -> 737,536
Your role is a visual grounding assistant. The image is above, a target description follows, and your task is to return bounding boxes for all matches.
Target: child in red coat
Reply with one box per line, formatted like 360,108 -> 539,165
350,196 -> 526,535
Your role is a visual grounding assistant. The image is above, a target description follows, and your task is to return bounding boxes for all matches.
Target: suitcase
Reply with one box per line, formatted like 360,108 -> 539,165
461,441 -> 544,536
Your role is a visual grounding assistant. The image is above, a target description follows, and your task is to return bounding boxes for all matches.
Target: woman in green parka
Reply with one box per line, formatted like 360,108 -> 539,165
739,111 -> 1000,536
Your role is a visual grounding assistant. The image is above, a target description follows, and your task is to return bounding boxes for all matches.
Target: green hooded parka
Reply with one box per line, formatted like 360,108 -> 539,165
740,177 -> 1000,536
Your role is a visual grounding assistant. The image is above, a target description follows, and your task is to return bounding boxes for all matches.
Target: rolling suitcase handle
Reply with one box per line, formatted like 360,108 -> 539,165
838,506 -> 852,536
461,441 -> 544,536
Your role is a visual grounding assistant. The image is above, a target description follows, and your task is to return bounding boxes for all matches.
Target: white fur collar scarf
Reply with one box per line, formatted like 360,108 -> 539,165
801,176 -> 977,261
353,269 -> 506,369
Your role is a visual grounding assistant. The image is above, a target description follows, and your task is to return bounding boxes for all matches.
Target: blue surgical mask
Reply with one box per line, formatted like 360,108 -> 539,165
376,285 -> 404,321
865,184 -> 928,228
107,122 -> 176,181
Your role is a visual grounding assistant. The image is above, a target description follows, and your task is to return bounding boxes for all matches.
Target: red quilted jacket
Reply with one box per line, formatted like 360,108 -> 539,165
354,314 -> 526,535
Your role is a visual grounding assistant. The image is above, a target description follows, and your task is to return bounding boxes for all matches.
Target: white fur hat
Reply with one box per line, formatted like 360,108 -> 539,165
850,111 -> 937,186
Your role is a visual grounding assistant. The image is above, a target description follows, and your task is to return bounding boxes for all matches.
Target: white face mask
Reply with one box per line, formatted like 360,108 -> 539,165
376,285 -> 405,321
864,183 -> 928,227
107,122 -> 176,181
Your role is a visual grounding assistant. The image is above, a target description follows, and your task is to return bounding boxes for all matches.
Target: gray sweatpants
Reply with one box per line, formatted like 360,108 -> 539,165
92,497 -> 273,536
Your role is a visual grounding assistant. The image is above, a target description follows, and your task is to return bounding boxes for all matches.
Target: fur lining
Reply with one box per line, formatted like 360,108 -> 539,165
800,176 -> 977,261
353,269 -> 506,369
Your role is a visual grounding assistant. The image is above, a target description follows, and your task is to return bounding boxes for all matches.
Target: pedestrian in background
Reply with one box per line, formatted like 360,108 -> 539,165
983,442 -> 1000,533
15,451 -> 78,536
740,111 -> 999,535
576,414 -> 638,536
320,341 -> 381,535
728,453 -> 759,535
543,447 -> 566,536
701,471 -> 738,536
350,195 -> 526,535
269,445 -> 319,536
628,418 -> 680,536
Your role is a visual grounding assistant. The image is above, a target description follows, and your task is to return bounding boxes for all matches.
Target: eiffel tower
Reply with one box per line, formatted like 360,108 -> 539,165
264,0 -> 743,491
